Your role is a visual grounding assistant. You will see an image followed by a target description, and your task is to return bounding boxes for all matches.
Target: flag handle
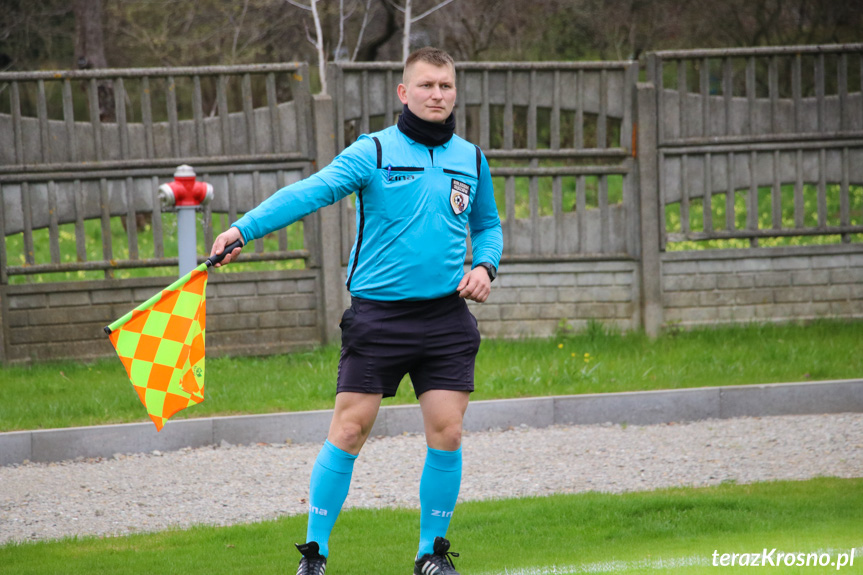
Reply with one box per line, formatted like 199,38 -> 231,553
103,239 -> 243,336
205,239 -> 244,268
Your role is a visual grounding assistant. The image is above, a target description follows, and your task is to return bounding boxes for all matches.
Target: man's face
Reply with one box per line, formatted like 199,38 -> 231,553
398,61 -> 456,124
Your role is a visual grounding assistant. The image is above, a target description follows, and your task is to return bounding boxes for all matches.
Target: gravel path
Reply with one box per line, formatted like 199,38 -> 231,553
1,413 -> 861,545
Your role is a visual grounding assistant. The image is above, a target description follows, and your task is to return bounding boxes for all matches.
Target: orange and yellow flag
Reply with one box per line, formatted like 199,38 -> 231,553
105,264 -> 208,431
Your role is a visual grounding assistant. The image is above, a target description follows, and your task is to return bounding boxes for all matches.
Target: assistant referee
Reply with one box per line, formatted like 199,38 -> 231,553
210,46 -> 503,575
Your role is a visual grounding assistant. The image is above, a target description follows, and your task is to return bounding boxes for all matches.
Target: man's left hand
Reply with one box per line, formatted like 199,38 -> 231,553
457,266 -> 492,302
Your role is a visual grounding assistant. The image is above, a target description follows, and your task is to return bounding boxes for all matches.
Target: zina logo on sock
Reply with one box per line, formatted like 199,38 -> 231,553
430,510 -> 453,518
309,505 -> 328,516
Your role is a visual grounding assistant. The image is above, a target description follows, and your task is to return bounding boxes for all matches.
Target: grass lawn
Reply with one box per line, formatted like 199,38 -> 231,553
1,319 -> 862,432
0,478 -> 860,574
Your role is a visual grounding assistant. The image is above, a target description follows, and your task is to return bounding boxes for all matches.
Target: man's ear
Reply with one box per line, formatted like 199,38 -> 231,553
397,83 -> 408,105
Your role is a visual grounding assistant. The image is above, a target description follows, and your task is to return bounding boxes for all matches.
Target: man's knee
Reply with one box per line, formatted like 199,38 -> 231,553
428,421 -> 463,451
330,419 -> 368,449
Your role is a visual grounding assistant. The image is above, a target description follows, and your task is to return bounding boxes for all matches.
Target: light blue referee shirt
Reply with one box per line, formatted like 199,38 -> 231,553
232,125 -> 503,301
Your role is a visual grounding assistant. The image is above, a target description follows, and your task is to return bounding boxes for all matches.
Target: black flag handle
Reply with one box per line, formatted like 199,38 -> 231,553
206,239 -> 244,268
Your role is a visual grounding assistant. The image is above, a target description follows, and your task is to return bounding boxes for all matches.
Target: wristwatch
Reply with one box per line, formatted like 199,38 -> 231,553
475,262 -> 497,282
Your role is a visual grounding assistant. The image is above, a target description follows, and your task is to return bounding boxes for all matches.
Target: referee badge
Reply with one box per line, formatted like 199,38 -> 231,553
450,179 -> 470,215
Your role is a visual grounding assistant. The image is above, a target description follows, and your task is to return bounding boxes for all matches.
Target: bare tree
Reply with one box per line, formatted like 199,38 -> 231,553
286,0 -> 378,93
388,0 -> 459,61
74,0 -> 115,121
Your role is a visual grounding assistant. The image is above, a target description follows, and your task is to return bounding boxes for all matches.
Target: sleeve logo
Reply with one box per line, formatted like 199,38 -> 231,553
450,179 -> 471,215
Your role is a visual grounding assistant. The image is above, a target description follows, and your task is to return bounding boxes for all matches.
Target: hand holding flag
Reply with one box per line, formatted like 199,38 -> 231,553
104,240 -> 243,431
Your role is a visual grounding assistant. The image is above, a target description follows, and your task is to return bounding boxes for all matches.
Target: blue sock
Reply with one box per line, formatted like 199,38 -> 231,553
418,446 -> 462,557
306,440 -> 357,557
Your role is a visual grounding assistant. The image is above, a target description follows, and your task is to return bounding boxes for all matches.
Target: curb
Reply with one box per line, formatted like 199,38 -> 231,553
2,379 -> 862,466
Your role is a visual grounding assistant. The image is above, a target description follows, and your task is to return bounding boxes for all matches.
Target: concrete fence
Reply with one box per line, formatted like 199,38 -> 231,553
1,44 -> 862,363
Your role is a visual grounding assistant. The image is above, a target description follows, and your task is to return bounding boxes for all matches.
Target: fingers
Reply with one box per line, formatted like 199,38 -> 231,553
458,268 -> 491,302
210,228 -> 243,267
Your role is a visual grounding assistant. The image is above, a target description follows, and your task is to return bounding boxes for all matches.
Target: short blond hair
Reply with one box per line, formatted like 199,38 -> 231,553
403,47 -> 455,84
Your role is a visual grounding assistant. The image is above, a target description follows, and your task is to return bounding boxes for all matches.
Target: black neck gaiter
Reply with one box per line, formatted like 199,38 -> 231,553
397,104 -> 456,147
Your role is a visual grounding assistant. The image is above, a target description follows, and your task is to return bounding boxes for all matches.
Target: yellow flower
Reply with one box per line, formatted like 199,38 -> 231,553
558,343 -> 564,349
584,353 -> 590,357
571,353 -> 576,357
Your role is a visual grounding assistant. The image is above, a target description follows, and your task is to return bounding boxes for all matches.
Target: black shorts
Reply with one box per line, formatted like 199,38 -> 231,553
337,293 -> 481,398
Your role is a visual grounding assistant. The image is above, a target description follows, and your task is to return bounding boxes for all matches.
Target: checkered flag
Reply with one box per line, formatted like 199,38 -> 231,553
104,240 -> 241,431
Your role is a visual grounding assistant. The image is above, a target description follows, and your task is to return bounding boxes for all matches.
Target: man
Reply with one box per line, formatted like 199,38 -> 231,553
210,47 -> 503,575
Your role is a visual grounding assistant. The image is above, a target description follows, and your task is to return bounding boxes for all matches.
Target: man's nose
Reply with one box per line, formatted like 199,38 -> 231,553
430,85 -> 443,99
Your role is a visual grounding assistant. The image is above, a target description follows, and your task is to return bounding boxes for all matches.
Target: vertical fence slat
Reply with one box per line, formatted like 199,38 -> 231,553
504,176 -> 515,251
553,176 -> 563,254
47,181 -> 60,265
771,150 -> 781,230
700,57 -> 709,138
228,172 -> 238,224
794,150 -> 804,229
37,80 -> 51,163
726,152 -> 735,230
336,66 -> 346,150
841,147 -> 850,243
193,75 -> 206,156
277,170 -> 288,252
838,53 -> 848,133
678,59 -> 687,140
385,69 -> 395,126
265,73 -> 282,154
815,54 -> 825,132
655,57 -> 666,144
217,75 -> 231,156
62,79 -> 77,163
151,176 -> 164,259
481,70 -> 490,149
0,183 -> 7,284
74,179 -> 86,263
703,153 -> 712,234
576,175 -> 586,252
792,54 -> 802,132
294,64 -> 312,157
20,183 -> 34,266
391,68 -> 401,126
746,57 -> 756,136
529,176 -> 539,254
115,77 -> 129,159
166,75 -> 180,157
125,177 -> 138,260
817,148 -> 827,228
11,82 -> 24,164
360,70 -> 370,135
456,71 -> 467,136
680,154 -> 690,234
768,55 -> 778,133
621,63 -> 635,153
575,69 -> 584,148
141,77 -> 155,158
658,151 -> 667,250
748,151 -> 759,247
527,70 -> 537,150
599,175 -> 609,252
598,69 -> 607,147
504,71 -> 514,149
99,178 -> 113,277
242,73 -> 257,155
253,171 -> 264,254
723,57 -> 733,137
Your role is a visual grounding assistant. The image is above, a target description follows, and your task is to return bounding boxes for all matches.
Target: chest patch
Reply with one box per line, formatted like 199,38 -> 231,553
450,179 -> 470,215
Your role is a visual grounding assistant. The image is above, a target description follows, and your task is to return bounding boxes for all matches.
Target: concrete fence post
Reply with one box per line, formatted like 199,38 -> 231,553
636,82 -> 664,337
312,94 -> 344,345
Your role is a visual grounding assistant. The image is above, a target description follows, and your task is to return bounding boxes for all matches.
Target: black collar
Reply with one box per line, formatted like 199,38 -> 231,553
396,104 -> 455,147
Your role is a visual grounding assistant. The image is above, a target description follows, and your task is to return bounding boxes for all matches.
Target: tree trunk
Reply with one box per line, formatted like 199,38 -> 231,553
74,0 -> 115,122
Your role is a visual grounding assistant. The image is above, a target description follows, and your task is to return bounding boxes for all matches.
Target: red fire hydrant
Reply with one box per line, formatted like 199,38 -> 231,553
158,165 -> 214,276
158,164 -> 214,207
